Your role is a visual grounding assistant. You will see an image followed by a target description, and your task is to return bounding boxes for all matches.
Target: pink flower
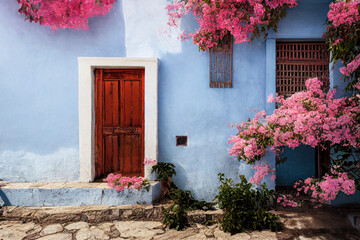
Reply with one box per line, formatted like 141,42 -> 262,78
267,94 -> 275,103
229,77 -> 360,164
103,173 -> 148,192
333,39 -> 343,45
277,194 -> 299,208
17,0 -> 116,31
249,163 -> 275,185
165,0 -> 297,51
144,158 -> 157,165
340,54 -> 360,76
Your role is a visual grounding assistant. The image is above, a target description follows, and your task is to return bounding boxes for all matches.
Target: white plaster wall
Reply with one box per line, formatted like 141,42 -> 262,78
122,0 -> 182,57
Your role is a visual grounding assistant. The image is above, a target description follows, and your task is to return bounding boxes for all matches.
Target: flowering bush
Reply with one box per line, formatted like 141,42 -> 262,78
104,173 -> 150,192
292,165 -> 356,206
166,0 -> 297,51
230,78 -> 360,206
229,78 -> 360,165
323,0 -> 360,90
296,169 -> 356,201
17,0 -> 116,30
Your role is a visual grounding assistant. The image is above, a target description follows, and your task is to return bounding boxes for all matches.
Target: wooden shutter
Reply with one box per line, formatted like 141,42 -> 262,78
276,42 -> 329,97
209,34 -> 233,88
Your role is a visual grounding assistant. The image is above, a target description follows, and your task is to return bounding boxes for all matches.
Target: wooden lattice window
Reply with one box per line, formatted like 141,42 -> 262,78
276,42 -> 330,97
209,34 -> 233,88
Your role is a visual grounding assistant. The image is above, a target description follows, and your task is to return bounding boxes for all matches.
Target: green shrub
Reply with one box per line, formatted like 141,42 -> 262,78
156,162 -> 215,230
163,188 -> 215,230
151,162 -> 176,181
215,173 -> 282,235
163,203 -> 189,231
170,188 -> 215,211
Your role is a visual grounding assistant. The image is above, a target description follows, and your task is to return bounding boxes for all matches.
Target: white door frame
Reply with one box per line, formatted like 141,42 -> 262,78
78,57 -> 158,182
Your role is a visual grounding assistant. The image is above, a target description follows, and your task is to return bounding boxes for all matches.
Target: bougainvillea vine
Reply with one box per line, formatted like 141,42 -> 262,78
166,0 -> 297,51
229,78 -> 360,165
323,0 -> 360,90
17,0 -> 116,30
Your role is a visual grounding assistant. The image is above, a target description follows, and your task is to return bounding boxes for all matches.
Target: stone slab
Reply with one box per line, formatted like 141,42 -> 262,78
0,181 -> 161,207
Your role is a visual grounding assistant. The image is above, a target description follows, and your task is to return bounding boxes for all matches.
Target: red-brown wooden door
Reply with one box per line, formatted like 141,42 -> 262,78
95,68 -> 144,179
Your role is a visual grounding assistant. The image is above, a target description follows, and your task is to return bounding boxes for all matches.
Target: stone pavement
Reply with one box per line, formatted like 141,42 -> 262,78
0,205 -> 359,240
0,216 -> 359,240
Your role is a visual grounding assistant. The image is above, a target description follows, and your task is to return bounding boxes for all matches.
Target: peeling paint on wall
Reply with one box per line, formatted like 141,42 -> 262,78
0,148 -> 79,182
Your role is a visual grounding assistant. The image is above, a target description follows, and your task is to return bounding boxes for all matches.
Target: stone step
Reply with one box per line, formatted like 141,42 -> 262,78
0,181 -> 161,207
0,205 -> 223,225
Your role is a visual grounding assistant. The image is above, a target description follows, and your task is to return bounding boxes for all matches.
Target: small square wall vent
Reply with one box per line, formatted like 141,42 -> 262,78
176,136 -> 188,146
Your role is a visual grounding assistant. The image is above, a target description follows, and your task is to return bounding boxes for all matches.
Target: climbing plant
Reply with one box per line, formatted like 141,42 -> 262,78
228,78 -> 360,204
17,0 -> 116,30
323,0 -> 360,90
166,0 -> 297,51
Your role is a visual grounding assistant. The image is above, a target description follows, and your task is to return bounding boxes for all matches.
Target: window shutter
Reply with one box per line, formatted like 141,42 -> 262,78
209,34 -> 233,88
276,42 -> 329,97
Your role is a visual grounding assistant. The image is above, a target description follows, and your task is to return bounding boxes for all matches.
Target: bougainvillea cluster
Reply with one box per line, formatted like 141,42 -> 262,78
291,165 -> 356,207
323,0 -> 360,90
104,173 -> 150,192
17,0 -> 116,30
229,78 -> 360,164
230,78 -> 360,205
327,0 -> 360,28
277,194 -> 298,207
340,54 -> 360,76
249,163 -> 275,185
166,0 -> 297,51
144,158 -> 158,166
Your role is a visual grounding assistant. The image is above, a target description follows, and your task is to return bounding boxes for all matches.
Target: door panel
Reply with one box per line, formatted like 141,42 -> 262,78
95,69 -> 144,179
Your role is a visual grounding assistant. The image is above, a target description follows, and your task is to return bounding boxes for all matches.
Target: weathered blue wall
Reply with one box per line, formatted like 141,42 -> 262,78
0,0 -> 339,200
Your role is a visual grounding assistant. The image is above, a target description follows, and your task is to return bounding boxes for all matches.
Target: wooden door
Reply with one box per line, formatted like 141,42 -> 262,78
95,69 -> 144,179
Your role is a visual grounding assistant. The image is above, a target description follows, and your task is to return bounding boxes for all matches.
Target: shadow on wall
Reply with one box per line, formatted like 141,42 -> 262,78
276,145 -> 316,186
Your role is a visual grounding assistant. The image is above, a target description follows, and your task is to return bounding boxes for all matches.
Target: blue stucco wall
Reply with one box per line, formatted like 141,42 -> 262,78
0,0 -> 340,200
276,146 -> 315,186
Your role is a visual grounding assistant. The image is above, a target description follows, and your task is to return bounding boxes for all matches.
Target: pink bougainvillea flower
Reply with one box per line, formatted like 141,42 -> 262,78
249,163 -> 275,185
144,158 -> 158,165
17,0 -> 116,30
229,78 -> 360,164
267,94 -> 275,103
104,173 -> 149,192
165,0 -> 297,50
339,54 -> 360,76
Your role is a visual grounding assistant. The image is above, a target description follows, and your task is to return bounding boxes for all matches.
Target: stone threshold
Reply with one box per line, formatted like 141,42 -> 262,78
0,181 -> 157,189
0,181 -> 161,207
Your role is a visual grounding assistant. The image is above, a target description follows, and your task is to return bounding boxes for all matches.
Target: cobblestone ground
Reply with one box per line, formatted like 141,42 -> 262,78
0,216 -> 359,240
0,206 -> 360,240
